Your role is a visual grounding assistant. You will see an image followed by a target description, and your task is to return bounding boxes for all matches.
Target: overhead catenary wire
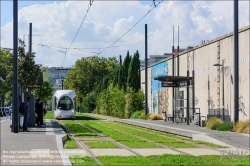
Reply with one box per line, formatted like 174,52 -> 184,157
62,0 -> 94,67
97,0 -> 164,56
33,42 -> 145,55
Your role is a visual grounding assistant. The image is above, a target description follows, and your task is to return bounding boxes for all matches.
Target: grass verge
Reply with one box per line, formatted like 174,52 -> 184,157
116,122 -> 227,148
98,156 -> 158,166
59,124 -> 78,149
77,121 -> 160,148
85,141 -> 120,148
98,121 -> 197,148
63,120 -> 99,137
44,111 -> 54,119
69,155 -> 99,166
198,155 -> 250,166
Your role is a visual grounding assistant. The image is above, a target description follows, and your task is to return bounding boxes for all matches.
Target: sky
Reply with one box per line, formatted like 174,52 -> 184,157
1,0 -> 249,68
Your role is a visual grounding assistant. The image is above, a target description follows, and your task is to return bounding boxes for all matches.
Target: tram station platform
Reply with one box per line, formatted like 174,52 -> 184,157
0,117 -> 71,166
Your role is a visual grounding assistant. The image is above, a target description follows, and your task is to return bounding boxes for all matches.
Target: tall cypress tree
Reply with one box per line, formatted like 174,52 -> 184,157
117,65 -> 123,89
121,51 -> 131,91
127,50 -> 140,91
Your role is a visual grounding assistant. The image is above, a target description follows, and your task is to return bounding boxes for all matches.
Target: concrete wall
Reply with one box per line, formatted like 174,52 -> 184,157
140,25 -> 250,122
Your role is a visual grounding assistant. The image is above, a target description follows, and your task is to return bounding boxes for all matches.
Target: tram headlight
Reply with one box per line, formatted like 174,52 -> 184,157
71,110 -> 74,112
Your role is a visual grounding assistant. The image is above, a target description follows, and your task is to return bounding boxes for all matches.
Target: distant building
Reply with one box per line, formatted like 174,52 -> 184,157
140,47 -> 191,68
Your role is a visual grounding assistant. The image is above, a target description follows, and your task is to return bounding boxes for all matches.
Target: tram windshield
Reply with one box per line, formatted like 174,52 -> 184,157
58,96 -> 73,110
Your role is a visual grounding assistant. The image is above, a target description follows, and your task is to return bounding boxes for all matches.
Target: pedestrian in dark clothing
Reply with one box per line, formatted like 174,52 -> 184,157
36,100 -> 44,126
35,99 -> 40,125
23,96 -> 30,132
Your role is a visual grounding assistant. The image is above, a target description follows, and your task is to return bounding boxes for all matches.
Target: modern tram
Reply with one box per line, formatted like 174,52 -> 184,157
52,90 -> 76,119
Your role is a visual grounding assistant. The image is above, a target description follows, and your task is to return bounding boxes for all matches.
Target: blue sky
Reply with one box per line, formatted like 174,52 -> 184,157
1,1 -> 58,25
1,0 -> 152,25
1,1 -> 249,67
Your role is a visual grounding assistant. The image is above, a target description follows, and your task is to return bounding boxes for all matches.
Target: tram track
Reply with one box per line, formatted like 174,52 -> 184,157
60,119 -> 221,166
58,120 -> 104,166
73,120 -> 143,156
98,121 -> 222,149
94,121 -> 192,155
100,121 -> 231,153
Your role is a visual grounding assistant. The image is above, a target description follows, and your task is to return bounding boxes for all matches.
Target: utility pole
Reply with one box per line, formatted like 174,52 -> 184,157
172,25 -> 175,123
234,0 -> 239,123
13,0 -> 18,133
145,24 -> 148,115
29,23 -> 32,53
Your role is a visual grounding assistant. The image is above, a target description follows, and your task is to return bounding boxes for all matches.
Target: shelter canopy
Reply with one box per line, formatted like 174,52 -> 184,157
154,76 -> 193,82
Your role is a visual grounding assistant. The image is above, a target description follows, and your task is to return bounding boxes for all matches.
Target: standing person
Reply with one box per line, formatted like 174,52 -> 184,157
23,96 -> 31,132
40,102 -> 45,126
36,100 -> 43,126
35,99 -> 40,126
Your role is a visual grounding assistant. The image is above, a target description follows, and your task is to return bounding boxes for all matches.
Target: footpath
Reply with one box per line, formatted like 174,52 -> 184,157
0,117 -> 72,166
84,113 -> 250,150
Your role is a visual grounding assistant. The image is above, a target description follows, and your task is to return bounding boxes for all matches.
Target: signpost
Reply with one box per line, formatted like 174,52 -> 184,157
161,82 -> 177,87
174,49 -> 179,56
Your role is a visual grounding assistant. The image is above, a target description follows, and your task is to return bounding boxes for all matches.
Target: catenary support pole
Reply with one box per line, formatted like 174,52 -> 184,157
145,24 -> 148,115
172,25 -> 175,123
13,0 -> 19,133
234,0 -> 239,123
187,71 -> 190,125
29,23 -> 32,53
222,60 -> 225,121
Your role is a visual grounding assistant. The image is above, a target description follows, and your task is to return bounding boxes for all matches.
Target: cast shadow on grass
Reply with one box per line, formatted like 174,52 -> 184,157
75,115 -> 102,121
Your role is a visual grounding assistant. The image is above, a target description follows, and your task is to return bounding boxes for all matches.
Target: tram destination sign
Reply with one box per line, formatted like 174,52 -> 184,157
161,82 -> 177,87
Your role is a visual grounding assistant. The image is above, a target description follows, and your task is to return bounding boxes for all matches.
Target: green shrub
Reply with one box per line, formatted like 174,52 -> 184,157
124,87 -> 135,118
217,122 -> 234,131
124,88 -> 144,119
82,92 -> 97,113
139,113 -> 151,120
109,85 -> 125,118
96,90 -> 110,115
206,117 -> 223,129
211,123 -> 220,130
131,111 -> 144,118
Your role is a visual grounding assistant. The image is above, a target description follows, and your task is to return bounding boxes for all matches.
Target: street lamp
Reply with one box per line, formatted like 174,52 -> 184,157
213,60 -> 225,121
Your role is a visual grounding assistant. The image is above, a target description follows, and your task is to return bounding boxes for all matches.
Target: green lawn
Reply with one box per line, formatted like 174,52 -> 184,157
77,121 -> 160,148
59,124 -> 78,149
115,122 -> 227,148
69,154 -> 250,166
69,155 -> 99,166
85,141 -> 120,148
97,122 -> 197,148
63,120 -> 99,137
98,156 -> 158,166
44,111 -> 54,119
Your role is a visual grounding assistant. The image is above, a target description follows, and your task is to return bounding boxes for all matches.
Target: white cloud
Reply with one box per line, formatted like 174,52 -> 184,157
1,1 -> 249,67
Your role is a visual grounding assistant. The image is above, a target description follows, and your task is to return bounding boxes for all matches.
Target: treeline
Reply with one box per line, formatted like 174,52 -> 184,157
64,50 -> 144,118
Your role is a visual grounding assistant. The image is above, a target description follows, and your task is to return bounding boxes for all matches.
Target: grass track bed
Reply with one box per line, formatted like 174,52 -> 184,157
198,155 -> 250,166
97,122 -> 197,148
70,154 -> 250,166
63,120 -> 99,137
77,121 -> 160,148
69,155 -> 99,166
98,156 -> 158,166
59,124 -> 78,149
113,122 -> 227,148
44,111 -> 54,119
85,141 -> 120,148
